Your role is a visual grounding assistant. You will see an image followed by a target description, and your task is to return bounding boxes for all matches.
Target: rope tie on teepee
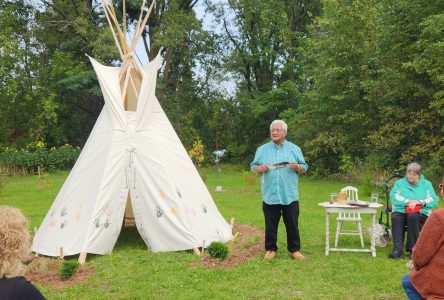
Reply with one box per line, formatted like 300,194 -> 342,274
126,146 -> 135,167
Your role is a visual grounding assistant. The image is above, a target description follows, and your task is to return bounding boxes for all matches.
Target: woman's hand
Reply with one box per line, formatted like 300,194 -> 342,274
407,200 -> 421,209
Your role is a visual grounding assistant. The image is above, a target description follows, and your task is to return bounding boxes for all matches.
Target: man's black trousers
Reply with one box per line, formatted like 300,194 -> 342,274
262,201 -> 300,253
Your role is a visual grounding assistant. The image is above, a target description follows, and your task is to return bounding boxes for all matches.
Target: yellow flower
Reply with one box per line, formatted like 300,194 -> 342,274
36,141 -> 45,148
188,138 -> 205,167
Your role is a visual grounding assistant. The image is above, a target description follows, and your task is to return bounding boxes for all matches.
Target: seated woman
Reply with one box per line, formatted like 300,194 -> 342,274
402,175 -> 444,299
0,206 -> 46,299
388,162 -> 437,259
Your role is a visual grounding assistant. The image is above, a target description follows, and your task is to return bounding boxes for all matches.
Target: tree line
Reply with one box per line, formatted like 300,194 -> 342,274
0,0 -> 442,179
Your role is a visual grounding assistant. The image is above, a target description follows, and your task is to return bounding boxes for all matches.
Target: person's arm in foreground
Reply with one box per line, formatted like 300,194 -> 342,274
412,212 -> 444,270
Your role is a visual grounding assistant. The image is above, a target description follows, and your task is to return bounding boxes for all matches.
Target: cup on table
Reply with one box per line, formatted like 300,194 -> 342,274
371,193 -> 379,203
330,193 -> 337,204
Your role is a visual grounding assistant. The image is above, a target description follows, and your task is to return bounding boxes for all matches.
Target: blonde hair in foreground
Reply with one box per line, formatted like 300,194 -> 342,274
0,206 -> 31,278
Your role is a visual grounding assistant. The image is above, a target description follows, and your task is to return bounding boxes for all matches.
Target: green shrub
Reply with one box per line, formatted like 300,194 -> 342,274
59,260 -> 80,280
0,144 -> 80,175
207,242 -> 229,260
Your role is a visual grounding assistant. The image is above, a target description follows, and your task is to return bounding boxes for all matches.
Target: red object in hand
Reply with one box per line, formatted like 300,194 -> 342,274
405,205 -> 421,214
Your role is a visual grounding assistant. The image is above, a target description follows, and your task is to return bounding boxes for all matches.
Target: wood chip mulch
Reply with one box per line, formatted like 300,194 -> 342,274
193,223 -> 265,268
24,223 -> 264,290
25,257 -> 95,290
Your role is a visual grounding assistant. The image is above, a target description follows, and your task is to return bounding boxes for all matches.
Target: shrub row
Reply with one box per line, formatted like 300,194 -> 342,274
0,144 -> 80,175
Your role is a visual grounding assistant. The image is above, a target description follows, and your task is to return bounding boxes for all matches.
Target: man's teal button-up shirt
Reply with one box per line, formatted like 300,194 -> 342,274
250,140 -> 308,205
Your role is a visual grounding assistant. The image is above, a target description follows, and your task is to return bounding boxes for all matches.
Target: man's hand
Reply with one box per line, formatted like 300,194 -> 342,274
288,162 -> 305,173
254,165 -> 269,173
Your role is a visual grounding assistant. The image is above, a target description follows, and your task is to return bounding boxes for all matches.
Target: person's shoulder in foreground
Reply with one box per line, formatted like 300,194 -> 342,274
0,276 -> 46,300
0,205 -> 46,300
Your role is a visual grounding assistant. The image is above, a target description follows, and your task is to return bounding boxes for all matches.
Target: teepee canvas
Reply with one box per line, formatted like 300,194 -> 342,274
32,0 -> 232,260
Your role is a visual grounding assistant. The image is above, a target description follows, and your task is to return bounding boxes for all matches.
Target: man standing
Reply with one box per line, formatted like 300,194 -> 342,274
250,120 -> 308,260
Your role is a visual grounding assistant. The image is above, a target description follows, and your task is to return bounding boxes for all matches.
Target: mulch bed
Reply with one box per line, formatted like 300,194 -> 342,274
193,223 -> 264,268
24,223 -> 264,289
25,257 -> 96,290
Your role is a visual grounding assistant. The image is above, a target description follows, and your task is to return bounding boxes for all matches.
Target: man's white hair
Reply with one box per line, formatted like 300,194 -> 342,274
270,120 -> 288,132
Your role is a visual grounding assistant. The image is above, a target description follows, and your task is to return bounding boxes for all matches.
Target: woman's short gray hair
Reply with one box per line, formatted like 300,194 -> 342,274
406,162 -> 421,175
270,120 -> 288,132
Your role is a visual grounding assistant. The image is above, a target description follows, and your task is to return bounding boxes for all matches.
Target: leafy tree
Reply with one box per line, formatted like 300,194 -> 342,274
299,0 -> 443,176
364,0 -> 443,176
0,1 -> 45,147
205,0 -> 320,161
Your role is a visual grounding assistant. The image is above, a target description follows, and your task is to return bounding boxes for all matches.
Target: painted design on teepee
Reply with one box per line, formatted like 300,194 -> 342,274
60,206 -> 68,216
94,218 -> 102,228
171,207 -> 177,215
155,205 -> 163,218
159,191 -> 166,199
75,201 -> 84,221
48,218 -> 58,229
176,188 -> 182,199
201,205 -> 207,214
103,204 -> 113,217
60,220 -> 68,229
103,219 -> 111,228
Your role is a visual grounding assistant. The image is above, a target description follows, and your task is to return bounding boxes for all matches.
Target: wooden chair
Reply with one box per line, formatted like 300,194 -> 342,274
334,186 -> 364,248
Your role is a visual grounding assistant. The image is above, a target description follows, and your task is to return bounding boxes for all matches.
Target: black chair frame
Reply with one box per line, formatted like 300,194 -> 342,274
378,173 -> 403,243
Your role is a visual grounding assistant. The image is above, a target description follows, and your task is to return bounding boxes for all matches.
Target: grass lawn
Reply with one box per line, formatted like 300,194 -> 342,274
0,166 -> 429,299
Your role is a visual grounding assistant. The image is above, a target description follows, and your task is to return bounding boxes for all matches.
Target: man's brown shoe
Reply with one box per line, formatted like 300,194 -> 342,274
264,251 -> 276,260
290,251 -> 305,260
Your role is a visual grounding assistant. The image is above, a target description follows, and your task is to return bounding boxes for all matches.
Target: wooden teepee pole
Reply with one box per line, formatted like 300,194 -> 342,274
129,73 -> 140,100
122,0 -> 127,40
104,2 -> 128,54
101,1 -> 124,59
102,0 -> 152,105
121,66 -> 132,101
129,0 -> 155,53
136,0 -> 148,31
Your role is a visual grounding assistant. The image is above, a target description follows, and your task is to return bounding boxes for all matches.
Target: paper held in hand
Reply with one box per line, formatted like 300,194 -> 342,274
269,162 -> 289,170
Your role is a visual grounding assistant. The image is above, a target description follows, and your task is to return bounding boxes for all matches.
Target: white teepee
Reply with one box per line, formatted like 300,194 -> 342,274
31,0 -> 232,261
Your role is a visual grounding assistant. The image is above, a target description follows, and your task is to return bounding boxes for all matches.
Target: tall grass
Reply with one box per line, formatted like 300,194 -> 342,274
1,166 -> 439,299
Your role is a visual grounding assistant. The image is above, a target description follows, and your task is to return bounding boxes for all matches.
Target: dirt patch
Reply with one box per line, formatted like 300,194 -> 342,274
25,257 -> 95,290
24,223 -> 264,288
193,223 -> 264,268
